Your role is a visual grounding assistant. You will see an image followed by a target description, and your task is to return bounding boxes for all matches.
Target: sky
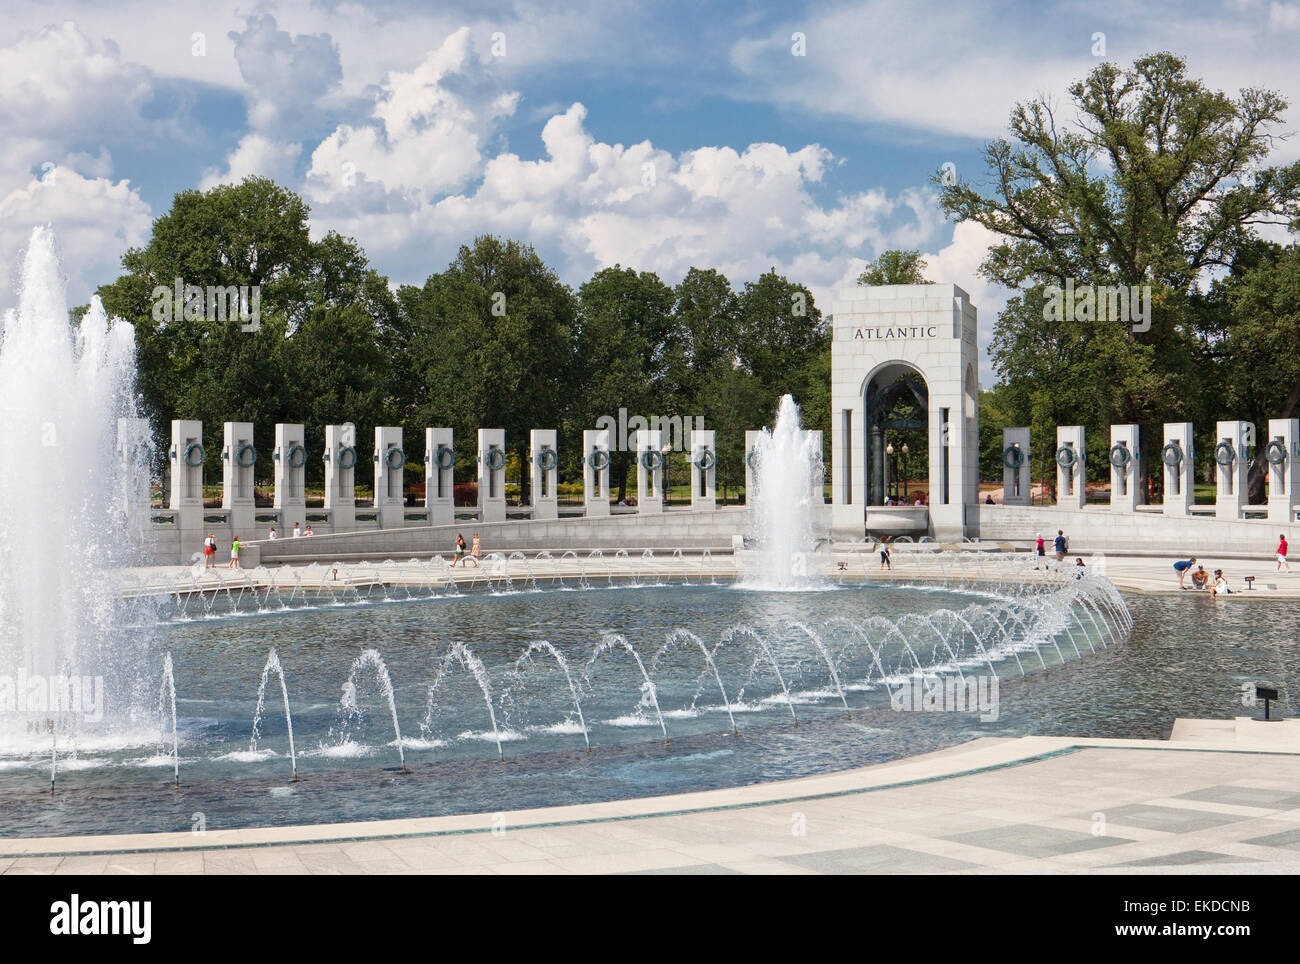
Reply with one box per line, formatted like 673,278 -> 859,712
1,0 -> 1299,383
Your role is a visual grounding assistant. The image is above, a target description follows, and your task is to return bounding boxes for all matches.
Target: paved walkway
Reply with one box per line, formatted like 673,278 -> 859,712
6,732 -> 1300,874
115,547 -> 1300,601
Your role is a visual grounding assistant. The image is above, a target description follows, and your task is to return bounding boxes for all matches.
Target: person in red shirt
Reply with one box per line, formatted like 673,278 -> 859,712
1278,534 -> 1291,573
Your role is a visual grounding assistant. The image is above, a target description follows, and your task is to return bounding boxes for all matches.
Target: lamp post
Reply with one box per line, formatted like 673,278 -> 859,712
885,442 -> 895,502
661,444 -> 673,505
901,443 -> 909,501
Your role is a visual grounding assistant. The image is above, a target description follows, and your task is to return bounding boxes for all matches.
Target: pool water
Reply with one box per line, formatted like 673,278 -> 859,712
0,580 -> 1295,839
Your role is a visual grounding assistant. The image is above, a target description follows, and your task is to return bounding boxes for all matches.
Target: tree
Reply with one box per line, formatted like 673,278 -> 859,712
732,270 -> 829,463
573,266 -> 678,500
96,176 -> 394,483
398,236 -> 577,496
938,52 -> 1300,470
857,250 -> 931,286
1207,241 -> 1300,500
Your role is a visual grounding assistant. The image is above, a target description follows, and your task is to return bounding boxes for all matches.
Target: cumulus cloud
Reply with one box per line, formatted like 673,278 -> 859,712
0,22 -> 153,196
227,13 -> 342,134
200,134 -> 302,191
307,93 -> 950,320
306,27 -> 518,204
0,168 -> 152,311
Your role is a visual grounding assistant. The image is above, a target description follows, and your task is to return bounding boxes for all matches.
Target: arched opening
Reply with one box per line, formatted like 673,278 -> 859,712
863,362 -> 929,507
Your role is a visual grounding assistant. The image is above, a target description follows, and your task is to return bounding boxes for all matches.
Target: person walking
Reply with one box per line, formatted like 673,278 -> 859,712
268,526 -> 278,540
879,543 -> 891,570
453,533 -> 478,568
228,537 -> 241,570
1278,534 -> 1291,572
1173,555 -> 1197,589
292,522 -> 301,538
471,532 -> 482,560
203,532 -> 217,569
1053,530 -> 1068,562
1034,532 -> 1045,568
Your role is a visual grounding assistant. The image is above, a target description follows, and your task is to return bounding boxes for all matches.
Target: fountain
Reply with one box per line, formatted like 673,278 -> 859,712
0,226 -> 151,748
422,641 -> 506,761
158,653 -> 179,788
743,394 -> 824,590
250,649 -> 298,781
336,649 -> 406,771
510,641 -> 590,752
657,629 -> 737,735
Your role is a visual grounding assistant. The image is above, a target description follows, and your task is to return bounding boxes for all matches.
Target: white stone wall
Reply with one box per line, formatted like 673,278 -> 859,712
972,503 -> 1288,554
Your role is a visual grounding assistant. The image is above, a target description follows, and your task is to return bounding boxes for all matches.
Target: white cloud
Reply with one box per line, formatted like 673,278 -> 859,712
306,27 -> 519,204
308,92 -> 951,326
227,13 -> 342,135
0,22 -> 153,196
200,134 -> 302,191
0,168 -> 152,310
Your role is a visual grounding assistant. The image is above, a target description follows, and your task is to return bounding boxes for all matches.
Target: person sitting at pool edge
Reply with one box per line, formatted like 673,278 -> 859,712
1210,569 -> 1231,597
1191,565 -> 1209,590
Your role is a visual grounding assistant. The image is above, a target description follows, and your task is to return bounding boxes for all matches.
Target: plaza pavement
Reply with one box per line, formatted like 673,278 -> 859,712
5,729 -> 1300,874
117,546 -> 1300,600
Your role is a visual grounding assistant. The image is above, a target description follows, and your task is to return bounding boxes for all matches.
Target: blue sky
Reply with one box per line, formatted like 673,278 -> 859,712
0,0 -> 1298,382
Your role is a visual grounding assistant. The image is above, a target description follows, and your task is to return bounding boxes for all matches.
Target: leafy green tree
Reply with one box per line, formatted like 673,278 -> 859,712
857,250 -> 932,286
96,176 -> 394,485
398,236 -> 577,496
732,269 -> 829,464
939,52 -> 1300,482
573,266 -> 677,500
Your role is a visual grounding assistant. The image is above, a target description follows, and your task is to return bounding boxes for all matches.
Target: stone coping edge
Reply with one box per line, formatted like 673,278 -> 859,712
4,735 -> 1298,859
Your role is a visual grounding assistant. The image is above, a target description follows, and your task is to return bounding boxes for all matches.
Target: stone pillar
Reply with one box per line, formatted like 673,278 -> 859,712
808,430 -> 825,506
1108,424 -> 1140,512
425,427 -> 455,526
636,429 -> 665,514
373,426 -> 405,529
221,421 -> 256,542
1267,418 -> 1300,525
273,423 -> 306,531
170,420 -> 205,553
690,429 -> 717,510
530,429 -> 559,521
1055,426 -> 1085,509
745,429 -> 761,500
1161,422 -> 1194,517
583,428 -> 611,517
324,424 -> 356,533
1001,427 -> 1031,505
477,428 -> 506,523
116,417 -> 151,517
1215,420 -> 1251,520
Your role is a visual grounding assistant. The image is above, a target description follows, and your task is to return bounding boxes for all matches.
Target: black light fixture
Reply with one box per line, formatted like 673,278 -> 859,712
1256,684 -> 1280,720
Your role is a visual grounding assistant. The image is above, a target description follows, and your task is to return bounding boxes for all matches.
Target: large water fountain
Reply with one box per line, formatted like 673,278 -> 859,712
0,226 -> 152,751
744,394 -> 824,590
